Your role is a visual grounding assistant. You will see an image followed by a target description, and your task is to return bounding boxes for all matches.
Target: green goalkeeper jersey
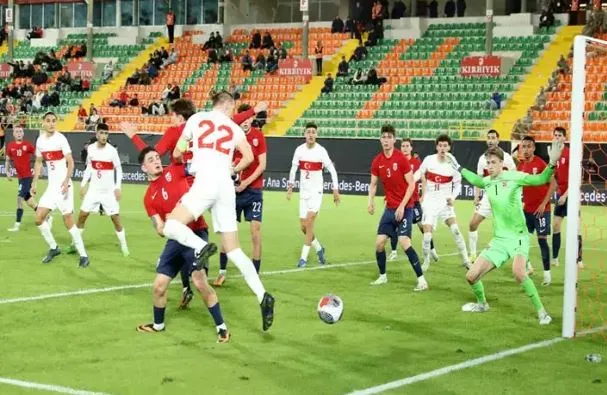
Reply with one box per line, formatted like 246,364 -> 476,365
461,167 -> 554,239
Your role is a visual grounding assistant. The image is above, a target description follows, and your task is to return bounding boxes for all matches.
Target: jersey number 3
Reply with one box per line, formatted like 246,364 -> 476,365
197,120 -> 233,155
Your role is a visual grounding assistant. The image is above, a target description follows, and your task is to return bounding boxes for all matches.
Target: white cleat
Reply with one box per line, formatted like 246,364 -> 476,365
577,260 -> 584,269
370,275 -> 387,286
413,280 -> 429,292
551,258 -> 559,267
431,249 -> 440,262
539,310 -> 552,325
462,302 -> 490,312
7,224 -> 20,232
542,271 -> 552,286
387,251 -> 398,261
121,246 -> 130,257
421,257 -> 431,272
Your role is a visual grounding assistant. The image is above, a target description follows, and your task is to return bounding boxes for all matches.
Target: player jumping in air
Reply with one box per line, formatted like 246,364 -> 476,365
419,134 -> 470,271
78,124 -> 129,256
368,126 -> 427,290
551,127 -> 583,268
215,104 -> 267,286
517,136 -> 555,285
5,127 -> 38,231
287,122 -> 340,268
468,130 -> 516,261
162,92 -> 275,331
136,147 -> 230,342
31,112 -> 89,267
446,141 -> 563,325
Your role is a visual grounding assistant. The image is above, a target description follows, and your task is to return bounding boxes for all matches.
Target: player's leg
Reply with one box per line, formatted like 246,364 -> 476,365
250,220 -> 262,272
388,232 -> 398,261
9,178 -> 34,231
179,229 -> 209,309
372,214 -> 390,285
216,197 -> 246,285
512,251 -> 552,325
110,214 -> 129,256
414,202 -> 438,261
298,195 -> 325,266
398,209 -> 427,291
461,255 -> 495,312
445,214 -> 471,269
468,212 -> 485,261
420,201 -> 438,270
191,269 -> 230,342
551,198 -> 566,266
531,211 -> 552,285
35,193 -> 61,263
60,189 -> 89,267
8,195 -> 24,232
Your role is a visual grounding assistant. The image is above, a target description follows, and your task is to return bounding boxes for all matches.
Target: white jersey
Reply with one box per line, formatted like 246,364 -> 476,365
81,143 -> 122,192
420,154 -> 462,202
181,110 -> 245,185
288,143 -> 338,199
477,149 -> 516,176
35,131 -> 72,187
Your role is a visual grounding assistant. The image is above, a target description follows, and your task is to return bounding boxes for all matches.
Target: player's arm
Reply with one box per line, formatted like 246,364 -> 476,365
474,158 -> 483,204
368,174 -> 378,215
240,153 -> 266,189
395,170 -> 415,221
512,166 -> 555,187
4,152 -> 12,181
150,214 -> 165,237
287,149 -> 299,200
173,121 -> 194,161
460,169 -> 486,189
31,152 -> 43,196
450,170 -> 462,203
80,152 -> 92,198
233,138 -> 253,174
113,149 -> 123,200
322,150 -> 340,205
63,153 -> 75,194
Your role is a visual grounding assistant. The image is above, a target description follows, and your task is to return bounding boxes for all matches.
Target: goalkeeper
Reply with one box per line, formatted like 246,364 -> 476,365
446,140 -> 563,325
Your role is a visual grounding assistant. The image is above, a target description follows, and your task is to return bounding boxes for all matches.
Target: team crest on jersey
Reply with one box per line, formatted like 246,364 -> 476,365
393,163 -> 398,171
165,172 -> 172,182
252,138 -> 259,147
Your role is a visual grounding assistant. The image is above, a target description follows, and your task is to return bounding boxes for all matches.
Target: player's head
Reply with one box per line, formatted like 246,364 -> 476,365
212,91 -> 235,117
12,126 -> 24,141
380,125 -> 396,151
435,134 -> 452,157
521,136 -> 536,161
553,126 -> 567,143
170,99 -> 196,126
485,146 -> 505,177
96,123 -> 109,146
401,137 -> 413,155
139,147 -> 163,178
304,122 -> 318,145
486,129 -> 499,148
42,111 -> 57,134
238,103 -> 254,133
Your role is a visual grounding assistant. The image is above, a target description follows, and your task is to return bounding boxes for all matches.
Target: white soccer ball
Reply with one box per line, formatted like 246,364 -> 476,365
317,294 -> 344,324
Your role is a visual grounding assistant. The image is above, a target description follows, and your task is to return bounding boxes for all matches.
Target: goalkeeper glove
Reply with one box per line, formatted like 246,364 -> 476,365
548,140 -> 564,167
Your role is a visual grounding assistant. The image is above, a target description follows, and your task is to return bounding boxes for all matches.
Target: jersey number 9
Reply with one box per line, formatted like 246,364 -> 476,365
197,120 -> 234,155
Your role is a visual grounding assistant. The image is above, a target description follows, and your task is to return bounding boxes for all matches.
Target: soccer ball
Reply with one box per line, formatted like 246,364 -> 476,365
317,294 -> 344,324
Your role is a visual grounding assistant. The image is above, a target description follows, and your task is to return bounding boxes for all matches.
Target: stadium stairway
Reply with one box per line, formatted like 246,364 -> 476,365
57,37 -> 169,131
490,25 -> 582,138
262,38 -> 359,136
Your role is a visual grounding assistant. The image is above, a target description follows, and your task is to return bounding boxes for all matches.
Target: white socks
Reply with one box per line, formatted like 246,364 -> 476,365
469,230 -> 478,257
69,226 -> 87,257
311,238 -> 322,252
163,219 -> 207,254
300,245 -> 311,261
450,224 -> 469,262
37,221 -> 58,250
115,229 -> 128,249
422,232 -> 432,260
227,248 -> 266,303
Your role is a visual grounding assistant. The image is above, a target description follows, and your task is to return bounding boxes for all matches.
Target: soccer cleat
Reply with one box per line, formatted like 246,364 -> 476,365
551,258 -> 559,267
542,271 -> 552,286
462,260 -> 471,270
7,223 -> 20,232
66,244 -> 77,255
413,280 -> 429,292
193,243 -> 218,272
370,275 -> 387,286
136,323 -> 165,333
213,273 -> 226,287
317,247 -> 326,265
469,254 -> 477,263
178,287 -> 193,310
217,328 -> 231,343
42,247 -> 61,264
260,292 -> 275,331
462,302 -> 490,312
121,246 -> 130,257
431,249 -> 440,262
387,251 -> 398,261
421,257 -> 431,272
538,310 -> 552,325
297,259 -> 307,268
79,256 -> 90,268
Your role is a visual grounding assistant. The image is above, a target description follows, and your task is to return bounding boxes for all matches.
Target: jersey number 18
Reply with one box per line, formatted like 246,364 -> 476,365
197,120 -> 234,155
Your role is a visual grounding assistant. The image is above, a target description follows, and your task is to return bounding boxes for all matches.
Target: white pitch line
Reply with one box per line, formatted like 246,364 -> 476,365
345,325 -> 607,395
0,377 -> 109,395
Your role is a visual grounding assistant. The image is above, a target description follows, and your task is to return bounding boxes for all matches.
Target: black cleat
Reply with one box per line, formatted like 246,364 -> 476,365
177,287 -> 194,310
193,243 -> 218,272
217,328 -> 231,343
260,292 -> 275,331
42,247 -> 61,264
79,256 -> 90,268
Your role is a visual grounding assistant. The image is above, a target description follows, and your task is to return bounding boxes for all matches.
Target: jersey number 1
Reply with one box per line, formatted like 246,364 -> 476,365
197,120 -> 234,155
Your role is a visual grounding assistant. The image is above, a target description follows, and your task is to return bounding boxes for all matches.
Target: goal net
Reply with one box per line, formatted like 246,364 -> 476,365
562,35 -> 607,338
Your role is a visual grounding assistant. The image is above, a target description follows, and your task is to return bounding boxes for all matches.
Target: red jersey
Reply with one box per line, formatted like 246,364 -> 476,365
371,150 -> 414,209
555,146 -> 569,195
6,140 -> 35,179
517,155 -> 551,213
233,127 -> 266,190
144,164 -> 208,231
406,155 -> 421,203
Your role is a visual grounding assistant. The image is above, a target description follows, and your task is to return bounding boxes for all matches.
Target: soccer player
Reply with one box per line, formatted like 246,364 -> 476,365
31,112 -> 89,267
446,142 -> 563,325
517,136 -> 555,286
214,104 -> 266,286
551,127 -> 583,268
78,123 -> 129,256
368,126 -> 427,290
5,127 -> 38,231
287,122 -> 340,268
419,134 -> 470,271
162,91 -> 275,331
136,147 -> 230,342
468,130 -> 516,260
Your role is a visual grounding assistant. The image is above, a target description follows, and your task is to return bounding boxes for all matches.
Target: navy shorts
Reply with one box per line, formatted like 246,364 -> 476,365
156,230 -> 209,278
412,201 -> 423,224
377,208 -> 414,239
236,188 -> 263,222
525,212 -> 551,236
18,177 -> 32,200
554,197 -> 567,217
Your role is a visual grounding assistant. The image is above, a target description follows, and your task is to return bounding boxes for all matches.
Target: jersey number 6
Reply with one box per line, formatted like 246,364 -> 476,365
197,120 -> 234,155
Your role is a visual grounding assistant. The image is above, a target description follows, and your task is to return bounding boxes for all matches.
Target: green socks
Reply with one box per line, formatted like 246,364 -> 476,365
471,281 -> 487,304
521,277 -> 544,312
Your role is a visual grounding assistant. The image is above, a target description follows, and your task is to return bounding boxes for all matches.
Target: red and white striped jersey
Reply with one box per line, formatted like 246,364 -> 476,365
35,131 -> 72,187
419,154 -> 462,201
288,143 -> 338,198
82,143 -> 122,192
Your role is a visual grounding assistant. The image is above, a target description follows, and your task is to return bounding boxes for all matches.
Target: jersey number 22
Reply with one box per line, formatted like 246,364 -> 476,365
197,120 -> 234,155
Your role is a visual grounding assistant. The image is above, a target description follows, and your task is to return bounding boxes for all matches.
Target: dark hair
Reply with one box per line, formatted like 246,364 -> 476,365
211,91 -> 234,107
96,123 -> 109,132
485,146 -> 504,161
487,129 -> 499,138
138,146 -> 157,165
304,121 -> 318,130
381,124 -> 396,137
554,126 -> 567,137
42,111 -> 56,120
238,103 -> 252,113
435,134 -> 452,146
170,99 -> 196,121
522,136 -> 536,144
402,137 -> 413,146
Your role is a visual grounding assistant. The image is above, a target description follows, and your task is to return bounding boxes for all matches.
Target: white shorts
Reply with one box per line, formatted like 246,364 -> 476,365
38,182 -> 74,215
180,177 -> 237,233
421,199 -> 456,229
474,194 -> 492,218
299,193 -> 323,219
81,190 -> 120,216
